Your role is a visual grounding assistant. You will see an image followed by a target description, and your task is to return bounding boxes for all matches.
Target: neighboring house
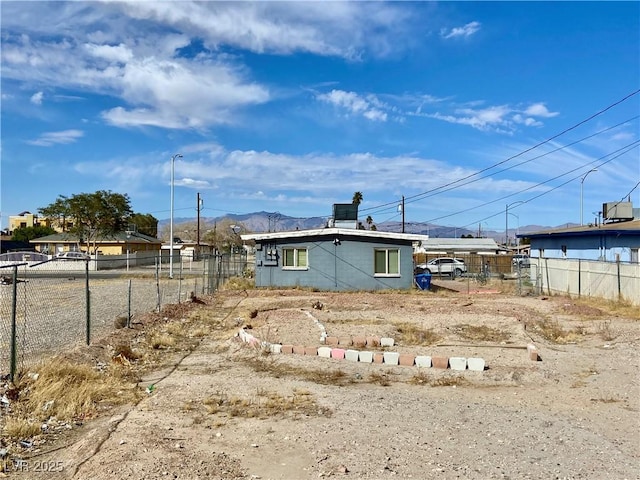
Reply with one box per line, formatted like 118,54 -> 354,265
241,227 -> 425,291
8,211 -> 71,234
30,231 -> 162,256
519,219 -> 640,263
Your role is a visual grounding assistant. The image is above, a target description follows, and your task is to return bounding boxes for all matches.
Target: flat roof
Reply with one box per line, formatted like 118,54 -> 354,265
241,227 -> 426,243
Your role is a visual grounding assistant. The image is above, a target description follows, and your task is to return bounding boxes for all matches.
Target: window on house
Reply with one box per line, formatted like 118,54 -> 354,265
374,248 -> 400,276
283,247 -> 308,269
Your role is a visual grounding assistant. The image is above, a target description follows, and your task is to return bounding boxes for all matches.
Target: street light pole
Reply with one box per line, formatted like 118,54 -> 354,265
580,168 -> 598,225
505,201 -> 525,247
169,153 -> 182,279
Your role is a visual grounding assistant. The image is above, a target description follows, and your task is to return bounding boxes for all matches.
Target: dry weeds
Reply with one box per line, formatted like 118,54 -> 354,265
202,388 -> 332,419
394,321 -> 441,346
453,324 -> 510,343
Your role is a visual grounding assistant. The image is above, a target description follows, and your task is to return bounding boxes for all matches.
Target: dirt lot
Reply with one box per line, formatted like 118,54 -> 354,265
2,281 -> 639,480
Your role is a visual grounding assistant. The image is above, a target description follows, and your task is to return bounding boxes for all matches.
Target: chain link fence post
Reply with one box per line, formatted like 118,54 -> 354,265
85,259 -> 91,345
9,265 -> 18,382
127,279 -> 132,328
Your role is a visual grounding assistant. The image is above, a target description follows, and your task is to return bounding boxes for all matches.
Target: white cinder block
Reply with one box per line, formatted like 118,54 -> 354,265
467,357 -> 485,371
380,337 -> 395,347
449,357 -> 467,371
317,347 -> 332,358
358,351 -> 374,363
383,352 -> 400,365
415,356 -> 432,368
269,344 -> 282,354
345,349 -> 360,362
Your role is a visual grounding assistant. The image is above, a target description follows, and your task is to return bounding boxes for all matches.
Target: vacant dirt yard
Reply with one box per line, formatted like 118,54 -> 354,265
2,281 -> 639,480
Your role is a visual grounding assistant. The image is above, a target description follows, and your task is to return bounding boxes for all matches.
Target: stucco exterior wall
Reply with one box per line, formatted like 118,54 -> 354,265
253,234 -> 415,291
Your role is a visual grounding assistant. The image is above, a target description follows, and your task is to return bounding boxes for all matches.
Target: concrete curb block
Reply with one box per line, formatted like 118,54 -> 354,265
399,353 -> 415,366
305,347 -> 318,356
358,351 -> 374,363
467,357 -> 485,371
281,345 -> 294,354
527,344 -> 540,361
415,355 -> 432,368
449,357 -> 467,371
345,349 -> 360,362
432,356 -> 449,369
383,352 -> 400,365
331,348 -> 346,360
293,345 -> 305,355
317,347 -> 332,358
380,337 -> 395,347
269,344 -> 282,354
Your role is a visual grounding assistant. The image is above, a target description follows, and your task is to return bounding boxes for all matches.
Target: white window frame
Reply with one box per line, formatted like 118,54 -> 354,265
374,248 -> 400,277
282,247 -> 308,270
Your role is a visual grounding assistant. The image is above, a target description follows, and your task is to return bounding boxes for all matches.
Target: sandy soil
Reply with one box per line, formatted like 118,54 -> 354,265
3,282 -> 639,480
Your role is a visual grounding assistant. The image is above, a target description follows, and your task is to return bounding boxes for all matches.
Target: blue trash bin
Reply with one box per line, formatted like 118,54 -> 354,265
415,273 -> 432,290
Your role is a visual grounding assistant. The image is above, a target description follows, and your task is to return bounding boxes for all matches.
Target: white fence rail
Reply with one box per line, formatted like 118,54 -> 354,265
532,258 -> 640,306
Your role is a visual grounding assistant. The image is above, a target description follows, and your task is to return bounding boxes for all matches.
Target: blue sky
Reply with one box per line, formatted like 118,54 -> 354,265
1,1 -> 639,234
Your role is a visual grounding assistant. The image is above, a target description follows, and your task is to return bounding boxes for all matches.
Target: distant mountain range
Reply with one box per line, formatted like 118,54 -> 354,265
162,211 -> 567,241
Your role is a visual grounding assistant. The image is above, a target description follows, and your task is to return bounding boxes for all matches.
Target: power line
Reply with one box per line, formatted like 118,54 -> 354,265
418,140 -> 640,226
359,89 -> 640,215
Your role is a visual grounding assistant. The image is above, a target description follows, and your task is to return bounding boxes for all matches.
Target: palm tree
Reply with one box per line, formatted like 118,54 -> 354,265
352,191 -> 363,206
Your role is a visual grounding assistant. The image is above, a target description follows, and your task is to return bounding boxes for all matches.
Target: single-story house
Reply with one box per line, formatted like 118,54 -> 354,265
30,231 -> 162,256
241,227 -> 426,291
519,219 -> 640,263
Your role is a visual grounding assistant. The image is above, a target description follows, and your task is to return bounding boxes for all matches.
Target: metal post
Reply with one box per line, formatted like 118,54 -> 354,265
9,266 -> 18,382
127,279 -> 132,328
85,259 -> 91,345
170,153 -> 183,278
580,169 -> 598,225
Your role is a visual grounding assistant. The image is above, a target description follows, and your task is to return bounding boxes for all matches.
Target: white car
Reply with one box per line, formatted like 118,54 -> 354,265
416,257 -> 467,277
56,251 -> 90,261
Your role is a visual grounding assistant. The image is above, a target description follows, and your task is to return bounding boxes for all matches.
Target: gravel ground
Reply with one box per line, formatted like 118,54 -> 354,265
3,285 -> 639,480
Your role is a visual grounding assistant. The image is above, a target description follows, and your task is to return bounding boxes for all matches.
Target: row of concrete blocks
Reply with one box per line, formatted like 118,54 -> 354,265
236,329 -> 485,370
271,344 -> 485,371
302,310 -> 397,348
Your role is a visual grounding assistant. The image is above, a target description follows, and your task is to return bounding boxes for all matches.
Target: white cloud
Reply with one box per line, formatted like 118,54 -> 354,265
317,89 -> 388,122
27,129 -> 84,147
30,91 -> 44,105
425,101 -> 559,132
441,21 -> 481,39
524,103 -> 559,118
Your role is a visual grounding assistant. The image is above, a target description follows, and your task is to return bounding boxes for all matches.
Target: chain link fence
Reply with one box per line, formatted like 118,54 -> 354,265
0,252 -> 248,381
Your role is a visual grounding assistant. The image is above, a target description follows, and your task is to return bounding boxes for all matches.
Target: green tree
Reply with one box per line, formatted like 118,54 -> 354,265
128,213 -> 158,237
38,197 -> 72,232
39,190 -> 133,253
352,191 -> 363,206
11,225 -> 56,242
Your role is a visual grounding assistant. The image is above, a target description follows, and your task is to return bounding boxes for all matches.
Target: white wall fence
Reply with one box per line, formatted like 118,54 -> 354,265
532,258 -> 640,306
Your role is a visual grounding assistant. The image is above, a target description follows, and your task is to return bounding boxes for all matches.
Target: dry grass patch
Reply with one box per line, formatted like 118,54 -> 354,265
202,388 -> 331,419
367,372 -> 391,386
4,360 -> 141,439
408,371 -> 468,387
453,324 -> 510,343
530,318 -> 584,344
149,333 -> 176,349
3,418 -> 42,439
395,322 -> 441,346
222,277 -> 255,290
241,355 -> 354,386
